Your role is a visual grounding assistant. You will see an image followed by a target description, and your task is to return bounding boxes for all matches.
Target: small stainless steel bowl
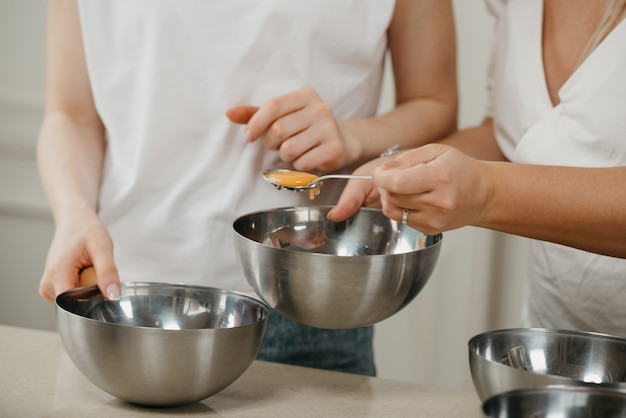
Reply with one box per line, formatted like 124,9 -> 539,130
56,282 -> 270,407
233,206 -> 442,329
469,328 -> 626,401
482,386 -> 626,418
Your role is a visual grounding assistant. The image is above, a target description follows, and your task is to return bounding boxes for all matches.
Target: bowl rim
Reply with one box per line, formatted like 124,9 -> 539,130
469,327 -> 626,392
232,205 -> 443,258
468,327 -> 626,349
56,281 -> 272,332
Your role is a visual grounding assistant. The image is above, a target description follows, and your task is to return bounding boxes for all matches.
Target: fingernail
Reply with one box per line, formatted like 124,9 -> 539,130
382,160 -> 401,169
243,129 -> 252,142
106,283 -> 121,301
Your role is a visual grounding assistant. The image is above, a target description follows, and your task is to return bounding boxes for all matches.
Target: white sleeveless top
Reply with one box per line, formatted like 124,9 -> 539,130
487,0 -> 626,336
78,1 -> 395,293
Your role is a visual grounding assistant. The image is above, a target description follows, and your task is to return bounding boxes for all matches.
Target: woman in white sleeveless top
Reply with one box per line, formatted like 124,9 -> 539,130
331,0 -> 626,338
37,0 -> 457,374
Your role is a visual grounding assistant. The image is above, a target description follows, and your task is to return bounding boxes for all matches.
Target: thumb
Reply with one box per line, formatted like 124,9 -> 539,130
90,253 -> 121,301
225,105 -> 259,124
327,179 -> 373,222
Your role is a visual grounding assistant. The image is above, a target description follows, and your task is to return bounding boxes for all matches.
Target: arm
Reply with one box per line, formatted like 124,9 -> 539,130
480,162 -> 626,258
338,0 -> 458,165
226,0 -> 457,173
37,0 -> 120,302
439,117 -> 507,161
374,144 -> 626,258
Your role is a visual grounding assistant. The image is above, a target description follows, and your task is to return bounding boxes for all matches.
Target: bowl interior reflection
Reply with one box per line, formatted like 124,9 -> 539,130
479,329 -> 626,383
469,328 -> 626,401
59,283 -> 269,330
246,206 -> 432,256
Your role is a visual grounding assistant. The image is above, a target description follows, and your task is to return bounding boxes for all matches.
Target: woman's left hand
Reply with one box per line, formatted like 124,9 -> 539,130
226,88 -> 356,173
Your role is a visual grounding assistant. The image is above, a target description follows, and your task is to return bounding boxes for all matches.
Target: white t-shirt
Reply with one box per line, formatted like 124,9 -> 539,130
487,0 -> 626,336
78,1 -> 395,293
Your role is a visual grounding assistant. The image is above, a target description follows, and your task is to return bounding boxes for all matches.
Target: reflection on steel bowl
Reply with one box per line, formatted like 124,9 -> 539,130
233,206 -> 442,329
469,328 -> 626,401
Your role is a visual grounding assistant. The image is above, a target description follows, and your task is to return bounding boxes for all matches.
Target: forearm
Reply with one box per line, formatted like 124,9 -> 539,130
40,0 -> 107,228
37,111 -> 105,227
339,96 -> 457,167
480,162 -> 626,258
439,118 -> 507,161
340,0 -> 457,168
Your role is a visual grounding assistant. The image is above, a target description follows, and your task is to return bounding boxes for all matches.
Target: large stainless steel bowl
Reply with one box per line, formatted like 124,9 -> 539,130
469,328 -> 626,401
232,206 -> 442,329
482,386 -> 626,418
56,282 -> 270,407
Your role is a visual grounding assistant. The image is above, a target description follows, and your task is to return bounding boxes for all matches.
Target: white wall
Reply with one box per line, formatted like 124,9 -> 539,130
0,0 -> 528,391
0,0 -> 55,330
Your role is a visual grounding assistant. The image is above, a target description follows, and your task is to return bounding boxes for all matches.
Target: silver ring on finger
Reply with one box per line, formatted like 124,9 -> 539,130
401,208 -> 410,224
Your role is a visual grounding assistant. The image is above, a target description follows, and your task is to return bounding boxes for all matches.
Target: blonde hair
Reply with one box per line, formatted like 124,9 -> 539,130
580,0 -> 626,62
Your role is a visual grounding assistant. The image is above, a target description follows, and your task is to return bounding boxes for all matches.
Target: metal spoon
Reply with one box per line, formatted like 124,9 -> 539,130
263,168 -> 372,192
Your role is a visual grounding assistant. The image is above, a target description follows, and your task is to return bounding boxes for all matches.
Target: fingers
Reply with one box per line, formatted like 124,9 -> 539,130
328,179 -> 379,222
286,131 -> 342,172
39,262 -> 79,303
78,264 -> 121,300
39,278 -> 58,304
40,258 -> 121,303
379,195 -> 416,226
263,111 -> 313,154
88,241 -> 121,301
397,143 -> 449,166
243,89 -> 316,142
374,144 -> 450,195
327,189 -> 367,222
370,145 -> 443,226
227,89 -> 348,172
96,265 -> 121,300
328,155 -> 397,222
39,219 -> 121,303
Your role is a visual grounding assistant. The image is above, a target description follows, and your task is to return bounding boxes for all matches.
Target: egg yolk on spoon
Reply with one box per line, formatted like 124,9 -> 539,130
264,170 -> 318,187
264,171 -> 322,200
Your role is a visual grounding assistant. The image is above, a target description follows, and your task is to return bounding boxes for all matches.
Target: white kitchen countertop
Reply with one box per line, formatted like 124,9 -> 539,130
0,325 -> 483,417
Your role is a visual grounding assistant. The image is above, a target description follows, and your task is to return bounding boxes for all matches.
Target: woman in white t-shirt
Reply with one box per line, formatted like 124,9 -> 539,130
37,0 -> 457,375
330,0 -> 626,337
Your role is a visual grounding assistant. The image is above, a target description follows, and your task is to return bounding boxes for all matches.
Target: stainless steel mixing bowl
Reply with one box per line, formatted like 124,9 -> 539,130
232,206 -> 442,329
469,328 -> 626,401
56,282 -> 270,407
482,386 -> 626,418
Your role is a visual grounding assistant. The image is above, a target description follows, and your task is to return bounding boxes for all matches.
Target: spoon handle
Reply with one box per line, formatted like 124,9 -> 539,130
315,174 -> 372,182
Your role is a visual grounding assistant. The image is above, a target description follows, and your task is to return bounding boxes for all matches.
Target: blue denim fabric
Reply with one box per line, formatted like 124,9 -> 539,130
256,310 -> 376,376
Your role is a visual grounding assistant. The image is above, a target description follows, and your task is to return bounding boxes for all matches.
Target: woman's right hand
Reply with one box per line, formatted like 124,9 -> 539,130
39,210 -> 120,303
329,143 -> 493,235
